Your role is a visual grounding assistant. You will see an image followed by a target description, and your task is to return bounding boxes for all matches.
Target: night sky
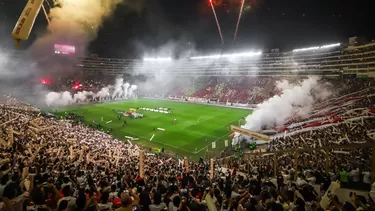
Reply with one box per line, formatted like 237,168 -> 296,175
0,0 -> 373,58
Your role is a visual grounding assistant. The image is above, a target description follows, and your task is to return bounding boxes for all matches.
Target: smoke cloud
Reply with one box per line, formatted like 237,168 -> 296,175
111,79 -> 137,99
123,82 -> 130,99
129,84 -> 138,98
2,0 -> 140,105
45,91 -> 74,107
73,91 -> 95,102
31,0 -> 125,57
45,78 -> 137,107
95,87 -> 110,99
242,77 -> 331,131
0,49 -> 50,105
112,78 -> 125,99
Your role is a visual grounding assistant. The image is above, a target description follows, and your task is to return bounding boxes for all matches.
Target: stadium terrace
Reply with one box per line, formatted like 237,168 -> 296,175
72,41 -> 375,77
2,39 -> 375,211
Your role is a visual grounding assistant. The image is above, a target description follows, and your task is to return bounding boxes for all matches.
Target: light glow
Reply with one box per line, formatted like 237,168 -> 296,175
293,43 -> 340,52
190,51 -> 262,60
72,84 -> 83,89
40,77 -> 52,85
143,57 -> 172,62
54,44 -> 76,56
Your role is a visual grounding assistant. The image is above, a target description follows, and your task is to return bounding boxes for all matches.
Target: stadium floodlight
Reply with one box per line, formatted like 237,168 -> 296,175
293,43 -> 340,52
143,57 -> 172,62
190,51 -> 262,60
320,43 -> 341,49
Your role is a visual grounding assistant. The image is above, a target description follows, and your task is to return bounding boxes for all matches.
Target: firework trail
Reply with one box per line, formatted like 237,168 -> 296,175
209,0 -> 224,44
233,0 -> 245,43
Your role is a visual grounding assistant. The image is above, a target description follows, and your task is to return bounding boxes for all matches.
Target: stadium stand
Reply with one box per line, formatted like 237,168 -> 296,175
45,41 -> 373,103
2,41 -> 375,211
1,81 -> 375,210
74,41 -> 375,76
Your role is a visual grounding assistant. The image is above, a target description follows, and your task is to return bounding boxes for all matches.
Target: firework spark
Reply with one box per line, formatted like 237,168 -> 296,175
233,0 -> 245,44
209,0 -> 224,44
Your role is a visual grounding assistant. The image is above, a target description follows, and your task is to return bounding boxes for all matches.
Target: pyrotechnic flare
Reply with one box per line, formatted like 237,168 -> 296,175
123,83 -> 130,98
209,0 -> 224,44
233,0 -> 245,44
112,78 -> 124,99
128,85 -> 138,98
45,80 -> 139,106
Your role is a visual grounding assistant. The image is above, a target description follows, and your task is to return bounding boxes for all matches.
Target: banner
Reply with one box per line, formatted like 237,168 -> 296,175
224,140 -> 228,147
230,125 -> 270,141
38,126 -> 54,133
0,132 -> 6,147
212,142 -> 216,149
210,158 -> 214,180
205,194 -> 218,211
184,157 -> 189,173
139,150 -> 145,178
178,159 -> 184,167
11,0 -> 44,45
7,127 -> 13,147
320,181 -> 340,210
126,139 -> 133,146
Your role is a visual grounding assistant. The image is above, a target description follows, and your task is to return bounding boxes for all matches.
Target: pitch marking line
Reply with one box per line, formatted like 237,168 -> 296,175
126,132 -> 193,154
96,113 -> 234,155
194,131 -> 233,154
107,125 -> 207,155
181,129 -> 217,139
123,131 -> 193,154
150,139 -> 193,154
180,112 -> 226,131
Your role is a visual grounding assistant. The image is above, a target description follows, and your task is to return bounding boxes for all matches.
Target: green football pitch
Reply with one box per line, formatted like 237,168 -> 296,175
55,98 -> 251,160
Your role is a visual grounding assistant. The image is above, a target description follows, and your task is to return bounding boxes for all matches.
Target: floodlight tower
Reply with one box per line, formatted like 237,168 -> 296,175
11,0 -> 56,48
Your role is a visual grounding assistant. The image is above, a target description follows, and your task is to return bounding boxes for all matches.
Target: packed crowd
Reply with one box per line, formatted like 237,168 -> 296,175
1,97 -> 374,211
40,74 -> 115,94
2,75 -> 375,211
143,76 -> 275,104
261,80 -> 375,190
144,77 -> 375,105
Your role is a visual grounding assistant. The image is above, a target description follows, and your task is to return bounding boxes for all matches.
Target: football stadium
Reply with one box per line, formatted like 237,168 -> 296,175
55,98 -> 251,159
1,0 -> 375,210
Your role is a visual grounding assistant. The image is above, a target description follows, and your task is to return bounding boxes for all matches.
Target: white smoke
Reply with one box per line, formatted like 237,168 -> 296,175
123,83 -> 130,98
313,81 -> 333,101
45,91 -> 74,107
73,91 -> 94,102
61,91 -> 74,105
112,78 -> 125,99
45,79 -> 138,107
95,87 -> 110,99
242,77 -> 330,131
129,85 -> 138,98
45,92 -> 61,106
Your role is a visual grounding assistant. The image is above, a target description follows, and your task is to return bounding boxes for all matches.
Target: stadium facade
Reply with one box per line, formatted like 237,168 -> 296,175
74,40 -> 375,77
